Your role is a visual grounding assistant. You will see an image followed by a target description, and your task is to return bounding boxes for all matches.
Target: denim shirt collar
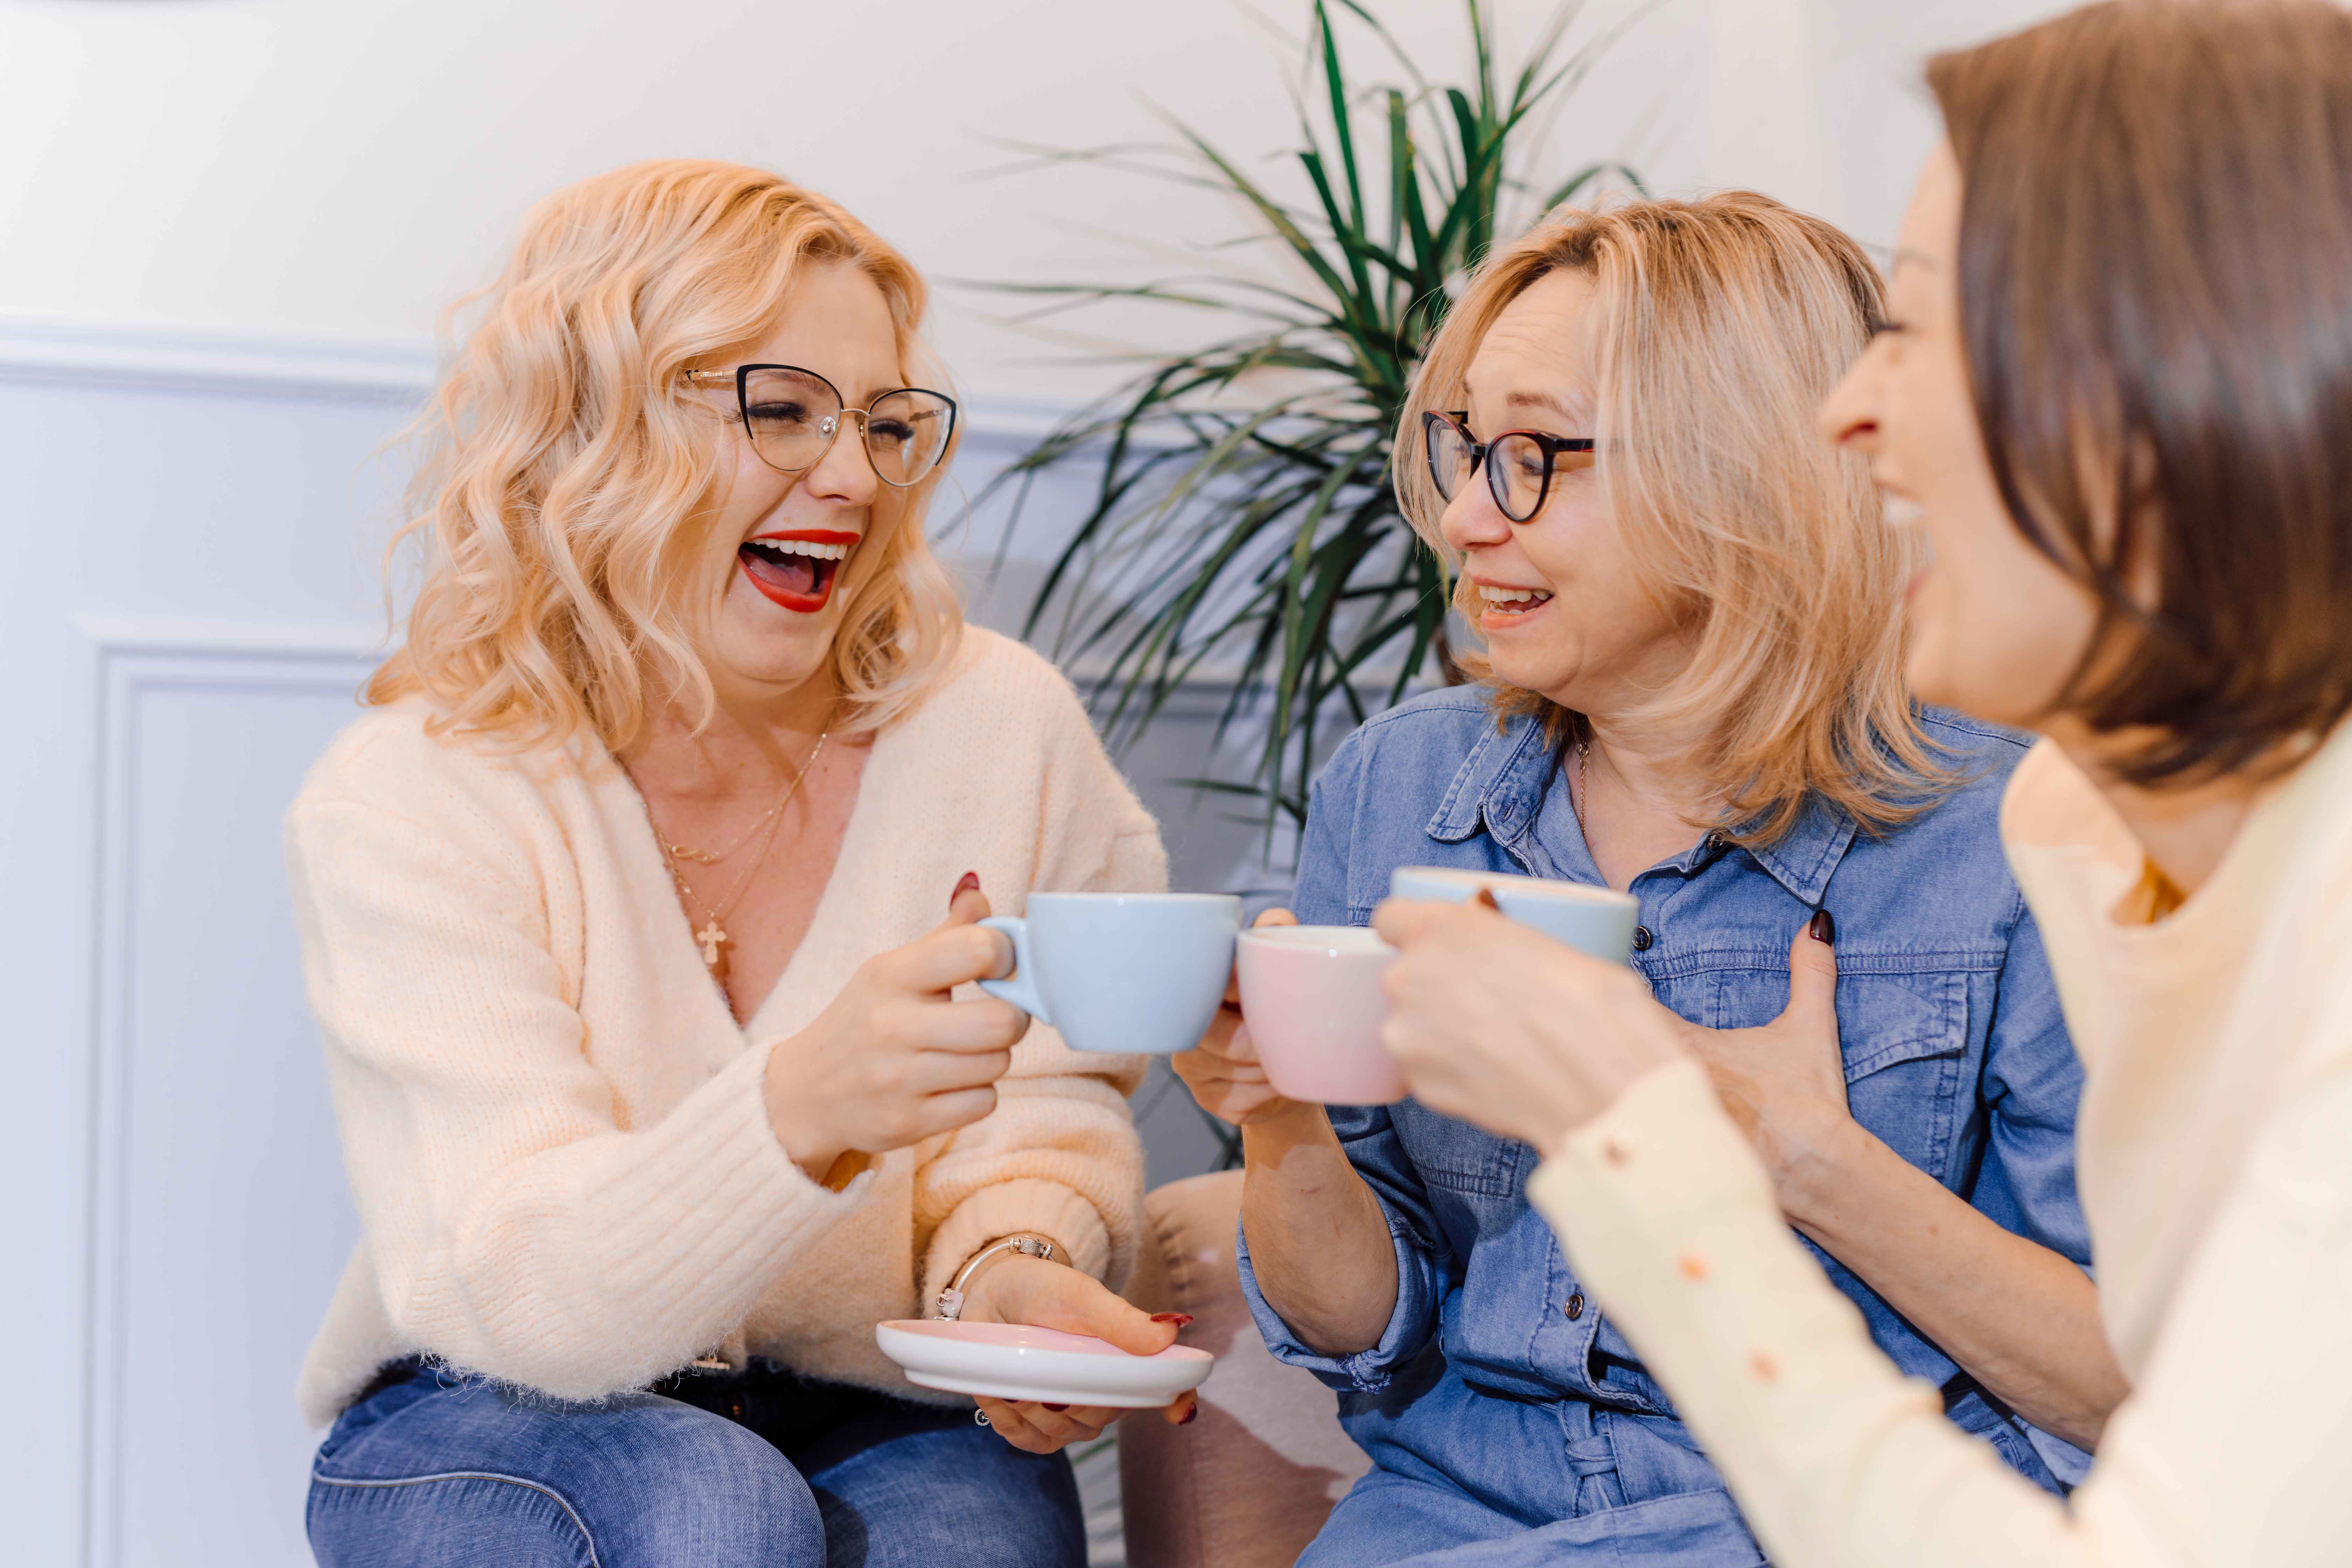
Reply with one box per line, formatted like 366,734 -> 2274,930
1423,708 -> 1858,904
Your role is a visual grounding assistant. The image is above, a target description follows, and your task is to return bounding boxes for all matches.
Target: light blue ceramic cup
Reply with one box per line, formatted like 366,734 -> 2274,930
979,892 -> 1242,1054
1388,866 -> 1638,963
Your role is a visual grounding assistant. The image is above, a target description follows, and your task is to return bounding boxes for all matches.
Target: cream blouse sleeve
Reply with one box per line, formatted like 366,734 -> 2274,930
1526,1055 -> 2352,1568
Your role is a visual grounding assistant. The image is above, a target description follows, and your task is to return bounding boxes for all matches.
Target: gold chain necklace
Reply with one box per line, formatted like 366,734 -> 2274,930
1568,736 -> 1592,839
661,794 -> 788,866
657,729 -> 828,979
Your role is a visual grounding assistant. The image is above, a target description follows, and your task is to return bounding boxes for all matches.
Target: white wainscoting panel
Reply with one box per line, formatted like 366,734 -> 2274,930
81,631 -> 383,1568
1,325 -> 436,1568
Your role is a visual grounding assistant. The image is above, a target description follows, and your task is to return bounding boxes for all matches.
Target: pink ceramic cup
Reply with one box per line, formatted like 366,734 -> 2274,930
1235,925 -> 1405,1105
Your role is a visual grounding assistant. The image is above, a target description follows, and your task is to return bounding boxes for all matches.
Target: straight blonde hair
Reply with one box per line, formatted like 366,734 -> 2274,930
1395,192 -> 1947,843
367,159 -> 962,753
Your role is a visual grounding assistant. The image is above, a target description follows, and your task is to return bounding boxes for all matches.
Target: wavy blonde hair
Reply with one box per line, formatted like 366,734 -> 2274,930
367,159 -> 962,752
1395,192 -> 1947,843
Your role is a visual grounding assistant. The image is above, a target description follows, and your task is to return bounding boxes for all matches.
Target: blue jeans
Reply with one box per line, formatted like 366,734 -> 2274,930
1294,1360 -> 1765,1567
1304,1471 -> 1759,1566
306,1360 -> 1085,1567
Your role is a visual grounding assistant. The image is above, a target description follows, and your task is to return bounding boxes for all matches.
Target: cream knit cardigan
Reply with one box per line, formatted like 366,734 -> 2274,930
287,628 -> 1163,1426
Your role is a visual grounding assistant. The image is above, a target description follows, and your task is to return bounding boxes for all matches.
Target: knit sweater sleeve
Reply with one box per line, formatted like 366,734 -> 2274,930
286,777 -> 867,1401
1528,1049 -> 2352,1567
913,657 -> 1164,1302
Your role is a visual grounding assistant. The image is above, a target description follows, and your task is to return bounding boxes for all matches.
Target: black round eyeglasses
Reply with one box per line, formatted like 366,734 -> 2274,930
1421,409 -> 1596,523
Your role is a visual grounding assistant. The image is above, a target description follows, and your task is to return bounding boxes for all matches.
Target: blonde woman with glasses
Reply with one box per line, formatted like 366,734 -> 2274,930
1174,193 -> 2118,1564
294,160 -> 1191,1568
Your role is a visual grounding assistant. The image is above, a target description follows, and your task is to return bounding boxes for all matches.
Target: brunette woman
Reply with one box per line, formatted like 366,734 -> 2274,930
1375,4 -> 2352,1562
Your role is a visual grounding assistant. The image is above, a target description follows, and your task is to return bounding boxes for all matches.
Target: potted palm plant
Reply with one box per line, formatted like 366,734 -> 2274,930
977,0 -> 1645,858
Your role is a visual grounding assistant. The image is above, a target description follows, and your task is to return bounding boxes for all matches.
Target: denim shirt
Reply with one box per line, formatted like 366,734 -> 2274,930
1235,690 -> 2096,1513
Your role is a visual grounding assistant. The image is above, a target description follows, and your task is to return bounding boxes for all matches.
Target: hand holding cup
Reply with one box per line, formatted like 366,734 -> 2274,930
1372,888 -> 1683,1153
1173,907 -> 1304,1126
762,875 -> 1027,1181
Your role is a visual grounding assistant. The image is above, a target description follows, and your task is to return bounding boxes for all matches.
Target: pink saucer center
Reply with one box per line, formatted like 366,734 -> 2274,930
879,1320 -> 1209,1362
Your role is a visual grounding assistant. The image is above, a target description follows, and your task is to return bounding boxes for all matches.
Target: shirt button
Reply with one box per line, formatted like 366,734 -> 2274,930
1564,1292 -> 1585,1320
1631,925 -> 1654,951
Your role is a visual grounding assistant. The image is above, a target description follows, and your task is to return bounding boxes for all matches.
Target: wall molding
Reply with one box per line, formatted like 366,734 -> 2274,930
0,317 -> 436,406
0,316 -> 1084,441
75,618 -> 384,1568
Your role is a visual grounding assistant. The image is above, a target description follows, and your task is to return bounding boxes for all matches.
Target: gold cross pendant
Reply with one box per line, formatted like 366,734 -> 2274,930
694,916 -> 728,972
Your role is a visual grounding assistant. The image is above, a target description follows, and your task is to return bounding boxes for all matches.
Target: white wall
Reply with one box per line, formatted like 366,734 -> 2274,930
1,0 -> 2063,406
0,2 -> 2075,1564
0,0 -> 1671,410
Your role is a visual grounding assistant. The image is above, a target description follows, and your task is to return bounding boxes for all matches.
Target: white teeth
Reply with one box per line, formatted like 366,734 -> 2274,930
1881,496 -> 1923,526
747,539 -> 853,560
1478,584 -> 1552,606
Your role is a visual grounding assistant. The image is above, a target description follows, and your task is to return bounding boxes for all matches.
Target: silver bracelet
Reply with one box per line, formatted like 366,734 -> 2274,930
934,1233 -> 1058,1320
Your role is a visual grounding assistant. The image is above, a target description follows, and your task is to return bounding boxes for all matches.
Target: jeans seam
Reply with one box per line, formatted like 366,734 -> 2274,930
312,1467 -> 600,1567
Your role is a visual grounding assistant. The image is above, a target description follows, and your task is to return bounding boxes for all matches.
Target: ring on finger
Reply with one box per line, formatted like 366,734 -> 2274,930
974,1408 -> 990,1427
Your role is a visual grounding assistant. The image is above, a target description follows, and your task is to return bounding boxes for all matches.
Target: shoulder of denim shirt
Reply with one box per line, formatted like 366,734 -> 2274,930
1309,685 -> 1514,797
1911,706 -> 2038,794
1820,707 -> 2037,844
1914,704 -> 2037,756
1828,706 -> 2038,917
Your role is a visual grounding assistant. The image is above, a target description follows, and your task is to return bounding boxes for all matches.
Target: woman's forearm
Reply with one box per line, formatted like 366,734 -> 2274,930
1239,1102 -> 1400,1357
1780,1121 -> 2128,1450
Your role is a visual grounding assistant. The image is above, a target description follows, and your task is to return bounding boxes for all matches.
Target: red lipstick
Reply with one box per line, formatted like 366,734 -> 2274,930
738,529 -> 862,614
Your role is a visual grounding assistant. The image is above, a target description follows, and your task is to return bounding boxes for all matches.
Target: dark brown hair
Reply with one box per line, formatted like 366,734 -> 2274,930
1928,0 -> 2352,784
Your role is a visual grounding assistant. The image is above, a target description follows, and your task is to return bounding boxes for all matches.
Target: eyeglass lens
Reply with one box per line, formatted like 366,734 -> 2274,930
1486,433 -> 1559,520
741,368 -> 954,485
1425,413 -> 1476,503
1422,413 -> 1592,523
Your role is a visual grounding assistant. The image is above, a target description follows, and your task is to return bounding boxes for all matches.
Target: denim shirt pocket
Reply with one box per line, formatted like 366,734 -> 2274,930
1710,962 -> 1970,1179
1834,968 -> 1972,1180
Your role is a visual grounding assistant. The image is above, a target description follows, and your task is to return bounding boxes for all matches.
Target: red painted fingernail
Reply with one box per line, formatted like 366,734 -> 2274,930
1809,909 -> 1835,945
951,871 -> 980,908
1473,888 -> 1501,910
1150,1313 -> 1193,1325
1042,1403 -> 1068,1412
1180,1402 -> 1199,1424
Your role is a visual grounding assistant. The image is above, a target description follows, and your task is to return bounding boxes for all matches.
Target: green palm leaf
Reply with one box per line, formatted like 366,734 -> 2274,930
968,0 -> 1639,852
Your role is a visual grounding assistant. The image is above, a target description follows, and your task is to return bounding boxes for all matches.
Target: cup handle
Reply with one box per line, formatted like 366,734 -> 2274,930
975,916 -> 1051,1024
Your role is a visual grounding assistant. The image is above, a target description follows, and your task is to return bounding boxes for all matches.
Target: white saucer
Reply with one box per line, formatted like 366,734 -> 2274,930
874,1320 -> 1213,1408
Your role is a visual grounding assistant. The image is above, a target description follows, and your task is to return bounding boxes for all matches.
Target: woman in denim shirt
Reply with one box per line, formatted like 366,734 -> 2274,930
1173,195 -> 2123,1565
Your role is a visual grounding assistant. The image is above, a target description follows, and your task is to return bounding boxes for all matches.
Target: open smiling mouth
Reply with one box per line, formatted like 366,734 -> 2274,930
1477,584 -> 1554,619
739,532 -> 858,614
